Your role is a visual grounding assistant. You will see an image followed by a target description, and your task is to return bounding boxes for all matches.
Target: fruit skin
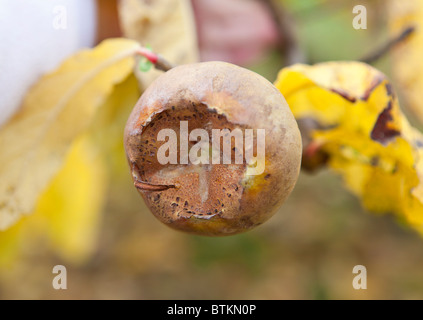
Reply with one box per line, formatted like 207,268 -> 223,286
124,61 -> 302,236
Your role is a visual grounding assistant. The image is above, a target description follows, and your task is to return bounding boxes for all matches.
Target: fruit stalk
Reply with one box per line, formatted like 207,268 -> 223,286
136,47 -> 175,72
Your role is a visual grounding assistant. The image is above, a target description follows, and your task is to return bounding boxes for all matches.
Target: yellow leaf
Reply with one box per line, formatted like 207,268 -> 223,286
89,75 -> 141,179
388,0 -> 423,124
0,74 -> 140,265
0,38 -> 141,230
0,136 -> 106,267
118,0 -> 199,89
35,74 -> 140,264
0,220 -> 23,267
275,62 -> 423,234
35,135 -> 107,264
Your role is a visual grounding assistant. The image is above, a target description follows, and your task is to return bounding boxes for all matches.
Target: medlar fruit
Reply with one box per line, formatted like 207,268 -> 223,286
124,61 -> 301,236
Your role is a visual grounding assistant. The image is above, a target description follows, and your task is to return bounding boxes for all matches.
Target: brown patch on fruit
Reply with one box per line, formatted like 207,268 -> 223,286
136,103 -> 248,228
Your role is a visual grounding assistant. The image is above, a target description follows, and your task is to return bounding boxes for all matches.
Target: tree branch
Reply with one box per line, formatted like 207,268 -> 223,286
361,26 -> 416,64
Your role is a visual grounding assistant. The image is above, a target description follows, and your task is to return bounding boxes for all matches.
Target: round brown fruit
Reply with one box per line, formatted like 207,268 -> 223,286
124,61 -> 302,236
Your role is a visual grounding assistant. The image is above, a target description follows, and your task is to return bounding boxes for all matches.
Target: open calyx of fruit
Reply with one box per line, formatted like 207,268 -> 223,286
124,61 -> 302,236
